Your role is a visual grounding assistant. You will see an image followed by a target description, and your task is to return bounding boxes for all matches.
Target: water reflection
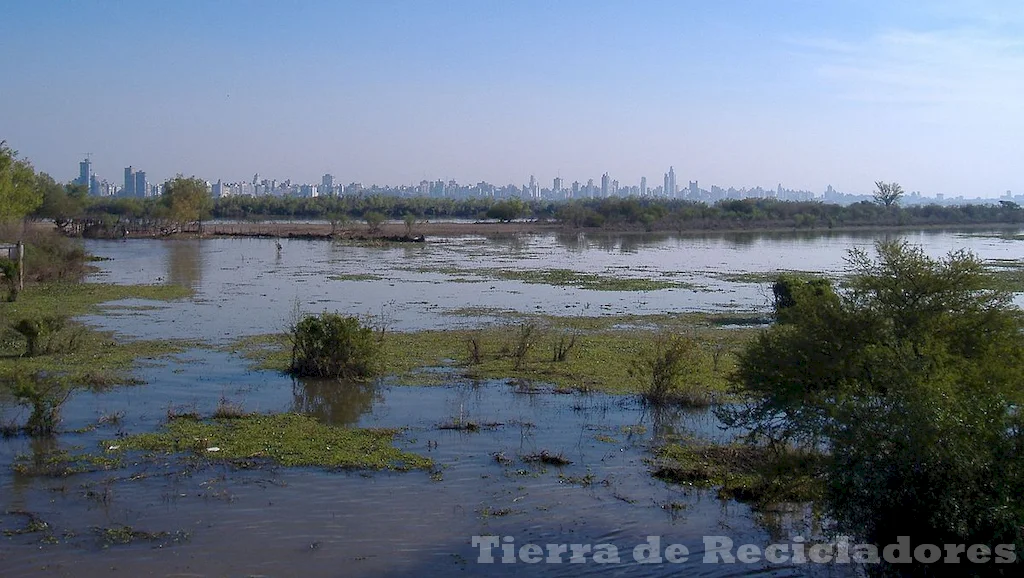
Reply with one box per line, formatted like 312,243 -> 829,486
291,377 -> 380,425
165,239 -> 203,289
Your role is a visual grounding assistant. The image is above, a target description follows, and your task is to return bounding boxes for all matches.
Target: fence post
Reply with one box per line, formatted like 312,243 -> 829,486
16,241 -> 24,292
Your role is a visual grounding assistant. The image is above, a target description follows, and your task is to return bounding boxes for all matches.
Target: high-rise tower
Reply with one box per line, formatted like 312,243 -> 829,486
124,166 -> 135,197
77,158 -> 92,187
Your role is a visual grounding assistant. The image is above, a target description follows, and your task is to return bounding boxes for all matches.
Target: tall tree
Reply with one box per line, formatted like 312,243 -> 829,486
0,141 -> 41,221
872,180 -> 903,207
161,176 -> 212,233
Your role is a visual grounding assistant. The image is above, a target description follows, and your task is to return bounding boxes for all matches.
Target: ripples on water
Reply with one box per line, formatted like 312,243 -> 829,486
3,228 -> 1022,576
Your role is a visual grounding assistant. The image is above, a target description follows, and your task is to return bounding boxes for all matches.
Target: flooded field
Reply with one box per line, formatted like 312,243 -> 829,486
2,228 -> 1022,577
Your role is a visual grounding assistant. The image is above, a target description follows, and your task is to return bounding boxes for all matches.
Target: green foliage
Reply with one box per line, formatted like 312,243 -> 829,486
9,372 -> 72,436
653,442 -> 824,507
0,257 -> 18,301
770,274 -> 838,324
631,334 -> 712,406
161,176 -> 213,231
402,212 -> 417,236
363,211 -> 386,234
12,315 -> 83,357
108,413 -> 431,471
231,312 -> 749,394
725,240 -> 1024,568
21,229 -> 88,282
289,312 -> 383,379
486,199 -> 526,222
872,180 -> 904,207
0,282 -> 193,387
0,141 -> 42,221
33,173 -> 86,229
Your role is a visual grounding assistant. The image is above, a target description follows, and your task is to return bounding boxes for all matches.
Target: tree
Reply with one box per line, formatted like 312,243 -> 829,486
724,241 -> 1024,573
872,180 -> 903,207
0,141 -> 41,221
486,199 -> 526,222
33,173 -> 86,231
363,211 -> 385,235
161,176 -> 212,233
403,212 -> 417,236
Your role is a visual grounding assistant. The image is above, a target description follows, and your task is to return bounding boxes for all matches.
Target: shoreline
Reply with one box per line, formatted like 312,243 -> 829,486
158,219 -> 1024,240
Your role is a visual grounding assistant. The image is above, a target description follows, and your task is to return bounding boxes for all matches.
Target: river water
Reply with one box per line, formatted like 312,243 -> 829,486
1,227 -> 1021,577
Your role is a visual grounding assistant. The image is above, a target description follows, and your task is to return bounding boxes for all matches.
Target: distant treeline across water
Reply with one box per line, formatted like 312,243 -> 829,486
41,190 -> 1024,235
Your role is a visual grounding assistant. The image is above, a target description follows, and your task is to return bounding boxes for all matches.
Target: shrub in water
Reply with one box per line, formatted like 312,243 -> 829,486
289,312 -> 382,379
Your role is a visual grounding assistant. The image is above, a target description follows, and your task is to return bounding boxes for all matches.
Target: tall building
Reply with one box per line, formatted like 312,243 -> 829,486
553,177 -> 563,196
77,158 -> 92,187
321,173 -> 334,193
667,166 -> 677,197
124,166 -> 135,197
135,171 -> 147,198
640,176 -> 647,196
601,173 -> 610,198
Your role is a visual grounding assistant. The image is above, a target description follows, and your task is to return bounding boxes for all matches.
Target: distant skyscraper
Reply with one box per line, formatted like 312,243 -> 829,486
124,166 -> 135,197
89,174 -> 99,196
322,173 -> 334,193
667,166 -> 677,197
601,173 -> 610,198
553,177 -> 562,196
77,158 -> 91,187
640,176 -> 647,196
135,171 -> 147,198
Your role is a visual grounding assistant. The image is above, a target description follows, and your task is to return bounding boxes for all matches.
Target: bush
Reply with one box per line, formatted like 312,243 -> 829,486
288,312 -> 382,379
0,226 -> 88,285
11,315 -> 83,357
22,230 -> 87,281
9,372 -> 72,436
632,334 -> 711,406
725,241 -> 1024,573
0,257 -> 17,301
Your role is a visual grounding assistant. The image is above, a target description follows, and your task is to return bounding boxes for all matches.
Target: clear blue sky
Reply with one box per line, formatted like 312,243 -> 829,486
1,0 -> 1022,196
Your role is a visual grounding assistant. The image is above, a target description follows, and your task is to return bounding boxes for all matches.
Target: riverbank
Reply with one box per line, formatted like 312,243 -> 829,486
166,218 -> 1024,241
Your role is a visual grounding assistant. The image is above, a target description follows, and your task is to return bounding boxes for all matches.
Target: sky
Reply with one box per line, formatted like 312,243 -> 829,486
1,0 -> 1023,197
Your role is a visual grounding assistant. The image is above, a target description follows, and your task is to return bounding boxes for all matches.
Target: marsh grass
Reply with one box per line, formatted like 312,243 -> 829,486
399,265 -> 692,291
228,312 -> 751,396
94,525 -> 190,548
652,442 -> 824,508
521,450 -> 572,466
108,413 -> 432,471
0,282 -> 195,388
12,449 -> 122,477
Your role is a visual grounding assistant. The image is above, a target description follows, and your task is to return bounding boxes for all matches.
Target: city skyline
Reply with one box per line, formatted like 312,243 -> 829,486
73,154 -> 1009,206
2,1 -> 1023,197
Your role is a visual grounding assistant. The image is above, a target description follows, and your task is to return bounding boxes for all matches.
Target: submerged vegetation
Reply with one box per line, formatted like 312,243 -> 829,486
0,279 -> 193,435
109,413 -> 432,471
652,441 -> 823,507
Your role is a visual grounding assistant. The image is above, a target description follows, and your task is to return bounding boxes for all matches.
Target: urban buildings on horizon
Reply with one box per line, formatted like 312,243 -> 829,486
72,157 -> 1015,207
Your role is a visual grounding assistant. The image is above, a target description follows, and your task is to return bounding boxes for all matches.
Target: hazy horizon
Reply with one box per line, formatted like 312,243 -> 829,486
2,0 -> 1022,197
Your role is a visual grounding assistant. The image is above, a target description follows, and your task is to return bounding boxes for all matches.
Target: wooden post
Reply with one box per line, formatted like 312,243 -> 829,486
16,241 -> 24,292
